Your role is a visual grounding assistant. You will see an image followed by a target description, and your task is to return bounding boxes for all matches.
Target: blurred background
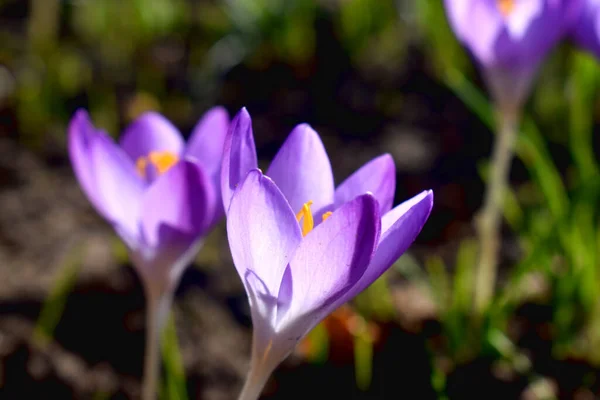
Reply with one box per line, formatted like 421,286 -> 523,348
0,0 -> 599,399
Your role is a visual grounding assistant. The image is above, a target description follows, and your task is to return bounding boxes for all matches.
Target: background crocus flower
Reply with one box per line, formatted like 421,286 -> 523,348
571,0 -> 600,59
222,109 -> 433,399
444,0 -> 581,315
68,107 -> 228,400
70,107 -> 229,293
444,0 -> 580,110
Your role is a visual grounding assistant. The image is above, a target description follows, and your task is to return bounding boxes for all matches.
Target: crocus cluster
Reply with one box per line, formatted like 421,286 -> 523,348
444,0 -> 581,110
68,106 -> 433,400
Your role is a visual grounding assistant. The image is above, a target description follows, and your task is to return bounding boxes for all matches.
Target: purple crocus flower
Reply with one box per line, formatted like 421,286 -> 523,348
222,109 -> 433,399
444,0 -> 580,110
571,0 -> 600,58
69,107 -> 229,399
68,107 -> 229,295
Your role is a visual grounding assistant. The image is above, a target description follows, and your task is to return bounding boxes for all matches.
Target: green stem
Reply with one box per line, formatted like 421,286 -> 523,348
142,288 -> 172,400
474,107 -> 519,315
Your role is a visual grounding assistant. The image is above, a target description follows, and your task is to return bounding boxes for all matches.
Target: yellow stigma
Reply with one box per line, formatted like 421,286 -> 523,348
296,203 -> 335,237
497,0 -> 514,16
296,201 -> 314,237
136,151 -> 179,178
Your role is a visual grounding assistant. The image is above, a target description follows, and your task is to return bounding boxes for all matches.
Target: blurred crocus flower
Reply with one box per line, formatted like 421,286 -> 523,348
571,0 -> 600,58
69,107 -> 229,399
444,0 -> 580,110
68,107 -> 229,296
223,109 -> 433,399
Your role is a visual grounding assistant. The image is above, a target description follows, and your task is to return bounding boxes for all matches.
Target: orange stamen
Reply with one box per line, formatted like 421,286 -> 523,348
296,201 -> 314,237
135,151 -> 179,178
497,0 -> 514,16
148,151 -> 179,174
136,157 -> 148,177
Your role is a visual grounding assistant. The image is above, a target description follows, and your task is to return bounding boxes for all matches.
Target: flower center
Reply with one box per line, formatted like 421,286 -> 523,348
136,151 -> 179,180
497,0 -> 514,16
296,201 -> 333,237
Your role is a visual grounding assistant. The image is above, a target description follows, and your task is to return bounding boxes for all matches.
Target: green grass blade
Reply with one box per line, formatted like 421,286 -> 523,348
353,321 -> 374,391
33,243 -> 85,348
452,239 -> 477,315
425,256 -> 450,315
301,322 -> 330,364
443,68 -> 494,127
517,119 -> 569,221
353,273 -> 395,321
568,51 -> 600,181
160,314 -> 188,400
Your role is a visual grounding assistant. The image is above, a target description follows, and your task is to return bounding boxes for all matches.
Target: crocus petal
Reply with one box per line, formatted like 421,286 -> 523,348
135,160 -> 215,292
89,132 -> 145,246
185,106 -> 230,227
119,112 -> 185,162
266,124 -> 335,216
444,0 -> 471,40
221,108 -> 258,213
276,193 -> 380,338
227,169 -> 302,308
353,190 -> 433,295
572,0 -> 600,58
140,159 -> 216,249
465,0 -> 505,65
185,106 -> 230,178
444,0 -> 504,65
505,0 -> 544,39
334,154 -> 396,215
68,109 -> 104,213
